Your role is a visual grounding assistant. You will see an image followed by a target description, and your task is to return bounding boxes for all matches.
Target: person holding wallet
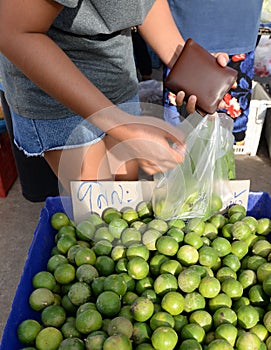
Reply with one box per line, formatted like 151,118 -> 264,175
164,0 -> 264,144
0,0 -> 228,194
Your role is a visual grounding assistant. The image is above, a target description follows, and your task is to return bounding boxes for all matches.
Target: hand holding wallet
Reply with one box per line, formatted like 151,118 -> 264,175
165,38 -> 238,115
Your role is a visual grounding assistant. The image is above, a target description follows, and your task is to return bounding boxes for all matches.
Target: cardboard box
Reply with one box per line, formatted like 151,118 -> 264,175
233,82 -> 271,156
0,192 -> 271,349
0,131 -> 17,197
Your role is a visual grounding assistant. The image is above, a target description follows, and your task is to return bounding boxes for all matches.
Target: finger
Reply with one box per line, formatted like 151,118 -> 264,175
185,95 -> 197,114
216,53 -> 228,67
175,91 -> 185,106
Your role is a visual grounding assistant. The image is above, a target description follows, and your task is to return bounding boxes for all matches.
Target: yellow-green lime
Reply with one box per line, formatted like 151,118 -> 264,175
85,330 -> 108,350
121,228 -> 141,246
122,207 -> 139,224
76,264 -> 99,284
35,327 -> 63,350
136,201 -> 153,219
103,334 -> 132,350
32,271 -> 57,291
215,324 -> 238,347
231,240 -> 248,260
94,226 -> 114,243
256,218 -> 271,235
211,237 -> 232,257
235,332 -> 261,350
248,284 -> 268,306
161,291 -> 184,315
238,269 -> 257,289
76,220 -> 95,241
135,276 -> 153,294
160,259 -> 182,276
74,247 -> 96,266
256,263 -> 271,283
180,323 -> 205,343
130,297 -> 154,322
173,314 -> 188,332
107,316 -> 133,338
75,309 -> 103,334
207,339 -> 234,350
199,276 -> 221,298
127,257 -> 149,280
126,243 -> 150,261
68,281 -> 91,306
247,255 -> 267,271
149,311 -> 175,330
250,324 -> 269,342
208,293 -> 232,312
51,212 -> 70,230
111,245 -> 126,261
54,263 -> 75,285
178,268 -> 201,293
179,339 -> 202,350
103,274 -> 127,296
93,240 -> 113,256
61,319 -> 81,339
58,338 -> 84,350
231,221 -> 251,241
153,273 -> 178,296
237,305 -> 259,329
183,292 -> 206,313
222,254 -> 241,272
216,267 -> 237,282
263,310 -> 271,332
156,236 -> 179,256
56,235 -> 77,255
184,232 -> 203,249
41,305 -> 66,327
198,246 -> 218,268
109,218 -> 129,240
189,310 -> 213,332
47,254 -> 68,273
213,307 -> 237,327
102,207 -> 122,224
185,218 -> 205,236
177,245 -> 199,266
17,319 -> 42,345
29,288 -> 55,311
221,278 -> 243,299
166,227 -> 184,243
252,240 -> 271,257
147,219 -> 168,234
142,229 -> 162,251
151,326 -> 178,350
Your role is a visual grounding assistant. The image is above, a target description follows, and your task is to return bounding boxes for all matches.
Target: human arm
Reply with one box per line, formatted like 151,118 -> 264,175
0,0 -> 185,174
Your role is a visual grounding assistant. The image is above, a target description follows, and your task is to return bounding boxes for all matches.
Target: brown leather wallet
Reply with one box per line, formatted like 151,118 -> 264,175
165,38 -> 238,115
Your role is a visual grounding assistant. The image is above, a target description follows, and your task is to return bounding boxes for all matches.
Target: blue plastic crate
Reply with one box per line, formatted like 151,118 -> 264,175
1,192 -> 271,349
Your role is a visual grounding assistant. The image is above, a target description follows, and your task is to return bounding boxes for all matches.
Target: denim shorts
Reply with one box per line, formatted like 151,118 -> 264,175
11,95 -> 140,156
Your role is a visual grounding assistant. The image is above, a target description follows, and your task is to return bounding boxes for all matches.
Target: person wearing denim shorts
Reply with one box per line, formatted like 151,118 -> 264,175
0,0 -> 228,193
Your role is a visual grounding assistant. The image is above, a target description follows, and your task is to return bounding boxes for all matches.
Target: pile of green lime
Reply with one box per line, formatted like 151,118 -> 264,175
17,202 -> 271,350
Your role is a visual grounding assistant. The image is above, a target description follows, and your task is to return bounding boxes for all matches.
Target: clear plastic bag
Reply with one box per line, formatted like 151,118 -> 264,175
152,112 -> 235,220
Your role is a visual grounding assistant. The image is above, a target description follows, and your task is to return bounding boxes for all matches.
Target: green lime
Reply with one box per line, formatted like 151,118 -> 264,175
156,236 -> 179,256
252,240 -> 271,257
85,330 -> 108,350
179,339 -> 202,350
263,310 -> 271,332
238,269 -> 257,289
74,247 -> 96,266
75,309 -> 103,334
237,305 -> 259,329
210,193 -> 223,213
149,254 -> 170,277
17,319 -> 42,345
35,327 -> 63,350
221,278 -> 243,299
181,323 -> 205,343
135,276 -> 153,294
93,240 -> 113,256
118,305 -> 134,323
103,334 -> 132,350
56,235 -> 77,255
61,319 -> 81,339
207,339 -> 234,350
51,212 -> 70,230
115,257 -> 128,273
130,296 -> 154,322
147,219 -> 168,234
216,267 -> 237,282
184,232 -> 203,249
142,229 -> 162,250
126,243 -> 150,261
109,218 -> 129,239
183,292 -> 206,313
215,324 -> 238,347
177,245 -> 199,266
141,289 -> 158,304
96,291 -> 121,317
111,245 -> 126,261
185,218 -> 205,236
198,246 -> 218,268
67,245 -> 83,264
202,222 -> 218,240
228,204 -> 246,217
54,263 -> 76,285
68,281 -> 91,306
56,225 -> 76,241
257,218 -> 271,235
189,310 -> 213,332
222,253 -> 241,272
262,274 -> 271,296
250,324 -> 269,342
213,307 -> 237,327
127,257 -> 149,280
103,274 -> 127,296
248,284 -> 268,306
161,291 -> 184,315
209,214 -> 228,229
94,226 -> 114,242
61,294 -> 77,314
120,272 -> 136,292
231,240 -> 248,260
132,322 -> 152,345
229,212 -> 246,223
231,221 -> 251,241
257,263 -> 271,283
151,326 -> 178,350
32,271 -> 57,291
76,264 -> 99,284
153,273 -> 178,296
47,254 -> 68,273
236,332 -> 261,350
173,314 -> 188,332
76,301 -> 97,315
95,255 -> 115,276
211,237 -> 232,257
41,305 -> 66,327
121,227 -> 141,246
130,220 -> 147,233
102,207 -> 122,224
107,316 -> 133,338
208,293 -> 232,312
150,311 -> 175,330
58,338 -> 84,350
160,259 -> 182,276
221,223 -> 233,239
178,268 -> 201,293
29,288 -> 55,311
136,201 -> 153,219
91,276 -> 105,297
199,276 -> 221,298
166,227 -> 184,243
76,220 -> 95,241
